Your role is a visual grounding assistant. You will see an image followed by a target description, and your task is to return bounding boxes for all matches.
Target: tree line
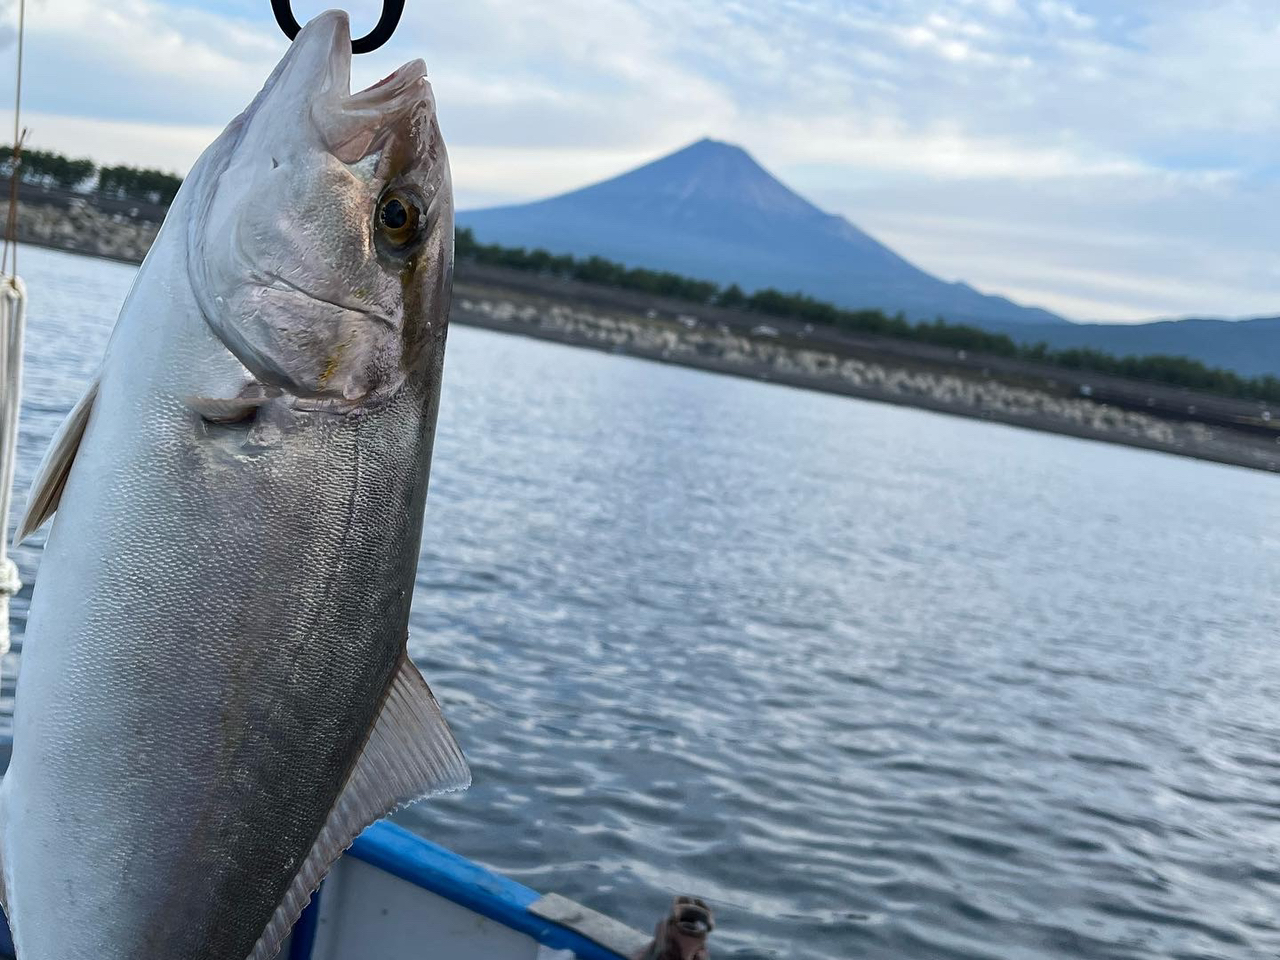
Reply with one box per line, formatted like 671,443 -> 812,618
2,145 -> 183,205
456,227 -> 1280,406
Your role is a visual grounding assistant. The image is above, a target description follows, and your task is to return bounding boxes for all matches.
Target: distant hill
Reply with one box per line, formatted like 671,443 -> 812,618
995,316 -> 1280,379
458,138 -> 1066,328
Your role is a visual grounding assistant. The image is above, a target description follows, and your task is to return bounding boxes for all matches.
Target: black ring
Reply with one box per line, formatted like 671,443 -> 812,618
271,1 -> 406,54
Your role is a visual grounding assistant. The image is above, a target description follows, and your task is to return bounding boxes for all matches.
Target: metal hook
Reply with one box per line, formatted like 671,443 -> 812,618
271,1 -> 407,54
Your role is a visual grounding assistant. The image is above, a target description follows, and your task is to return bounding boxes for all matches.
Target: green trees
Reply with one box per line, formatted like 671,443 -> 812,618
455,227 -> 720,302
2,144 -> 181,201
96,165 -> 183,205
716,283 -> 746,308
1045,349 -> 1274,400
0,147 -> 95,189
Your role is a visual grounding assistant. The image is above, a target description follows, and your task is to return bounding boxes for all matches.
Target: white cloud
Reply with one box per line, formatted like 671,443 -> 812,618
1038,1 -> 1094,30
818,171 -> 1280,321
8,111 -> 221,173
449,143 -> 662,208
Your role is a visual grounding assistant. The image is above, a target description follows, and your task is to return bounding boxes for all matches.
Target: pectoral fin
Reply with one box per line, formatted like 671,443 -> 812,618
245,652 -> 470,960
14,378 -> 99,545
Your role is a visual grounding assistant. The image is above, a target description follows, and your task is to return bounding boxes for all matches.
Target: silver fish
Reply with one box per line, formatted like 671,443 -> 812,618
0,11 -> 467,959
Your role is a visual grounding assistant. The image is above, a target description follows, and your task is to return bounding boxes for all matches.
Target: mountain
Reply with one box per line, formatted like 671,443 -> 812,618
458,138 -> 1066,328
993,316 -> 1280,379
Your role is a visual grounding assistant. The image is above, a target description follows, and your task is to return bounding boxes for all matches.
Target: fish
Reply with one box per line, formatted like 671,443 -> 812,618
0,10 -> 467,959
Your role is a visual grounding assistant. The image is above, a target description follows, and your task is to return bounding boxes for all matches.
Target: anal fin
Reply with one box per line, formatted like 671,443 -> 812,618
246,652 -> 470,960
14,378 -> 99,545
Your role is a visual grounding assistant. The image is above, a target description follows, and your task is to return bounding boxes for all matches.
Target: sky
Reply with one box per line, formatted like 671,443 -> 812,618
0,0 -> 1278,323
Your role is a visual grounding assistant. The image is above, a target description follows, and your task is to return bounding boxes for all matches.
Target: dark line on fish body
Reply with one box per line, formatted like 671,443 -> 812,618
265,271 -> 396,331
399,251 -> 426,372
398,225 -> 453,389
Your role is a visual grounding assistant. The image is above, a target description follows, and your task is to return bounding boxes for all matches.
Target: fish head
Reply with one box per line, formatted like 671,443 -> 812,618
189,9 -> 452,409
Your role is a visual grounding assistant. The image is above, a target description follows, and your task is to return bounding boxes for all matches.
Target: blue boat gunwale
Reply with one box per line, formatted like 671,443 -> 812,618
0,818 -> 628,960
288,819 -> 629,960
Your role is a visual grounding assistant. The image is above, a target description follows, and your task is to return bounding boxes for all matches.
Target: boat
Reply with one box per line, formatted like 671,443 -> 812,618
0,734 -> 653,960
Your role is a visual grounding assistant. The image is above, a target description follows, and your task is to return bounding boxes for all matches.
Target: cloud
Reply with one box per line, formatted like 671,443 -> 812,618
819,171 -> 1280,321
1037,1 -> 1094,30
0,0 -> 1277,321
11,110 -> 222,172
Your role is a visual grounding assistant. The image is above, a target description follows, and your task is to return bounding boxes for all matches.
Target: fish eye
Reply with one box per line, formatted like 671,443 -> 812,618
375,188 -> 423,250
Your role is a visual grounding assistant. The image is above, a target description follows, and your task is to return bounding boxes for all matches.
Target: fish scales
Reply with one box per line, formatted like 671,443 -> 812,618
0,11 -> 466,960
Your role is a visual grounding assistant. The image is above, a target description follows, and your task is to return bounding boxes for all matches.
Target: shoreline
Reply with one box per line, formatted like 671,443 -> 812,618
9,233 -> 148,269
450,286 -> 1279,474
7,196 -> 1278,474
455,307 -> 1268,471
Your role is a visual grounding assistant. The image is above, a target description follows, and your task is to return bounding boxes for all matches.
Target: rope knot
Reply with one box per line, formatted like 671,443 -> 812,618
0,557 -> 20,597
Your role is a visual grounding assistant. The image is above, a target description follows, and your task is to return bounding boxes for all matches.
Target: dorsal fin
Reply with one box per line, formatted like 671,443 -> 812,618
246,652 -> 470,960
13,377 -> 99,545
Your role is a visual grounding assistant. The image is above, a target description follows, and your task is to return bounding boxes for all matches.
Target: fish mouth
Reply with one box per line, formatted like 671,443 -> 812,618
264,271 -> 396,334
282,10 -> 431,164
326,58 -> 431,164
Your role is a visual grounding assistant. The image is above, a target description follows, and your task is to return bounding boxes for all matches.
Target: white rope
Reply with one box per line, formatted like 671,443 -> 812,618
1,0 -> 22,278
1,0 -> 27,674
0,276 -> 25,666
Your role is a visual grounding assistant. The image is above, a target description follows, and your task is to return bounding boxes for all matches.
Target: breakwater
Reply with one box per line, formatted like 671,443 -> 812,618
5,193 -> 158,264
452,289 -> 1280,473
